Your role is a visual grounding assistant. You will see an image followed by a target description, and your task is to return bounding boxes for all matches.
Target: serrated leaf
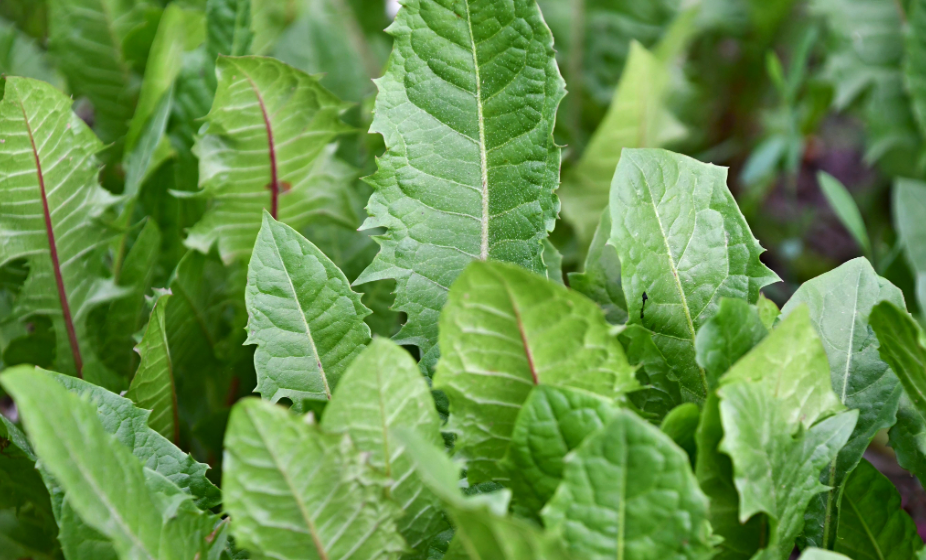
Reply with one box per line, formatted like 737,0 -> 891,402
694,298 -> 768,389
502,385 -> 620,515
619,324 -> 683,422
222,397 -> 407,560
833,458 -> 922,558
185,55 -> 354,263
542,408 -> 715,560
817,172 -> 871,255
355,0 -> 566,373
568,209 -> 627,324
0,76 -> 125,384
322,338 -> 449,556
781,258 -> 905,549
433,261 -> 638,484
608,148 -> 780,403
127,293 -> 179,444
246,212 -> 371,407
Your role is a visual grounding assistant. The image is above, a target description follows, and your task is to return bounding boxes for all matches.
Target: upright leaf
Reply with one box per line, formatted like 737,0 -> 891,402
0,18 -> 62,87
0,77 -> 123,383
246,213 -> 371,407
817,172 -> 871,255
356,0 -> 566,372
567,209 -> 627,324
833,459 -> 922,559
870,301 -> 926,424
907,0 -> 926,141
206,0 -> 254,67
185,55 -> 354,263
542,409 -> 715,560
127,293 -> 179,444
433,261 -> 638,484
780,258 -> 905,549
894,179 -> 926,308
223,398 -> 407,560
694,298 -> 768,388
608,148 -> 779,403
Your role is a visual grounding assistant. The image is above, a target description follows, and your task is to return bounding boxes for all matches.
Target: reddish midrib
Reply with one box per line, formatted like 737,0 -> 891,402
244,74 -> 281,220
19,101 -> 83,377
502,283 -> 539,385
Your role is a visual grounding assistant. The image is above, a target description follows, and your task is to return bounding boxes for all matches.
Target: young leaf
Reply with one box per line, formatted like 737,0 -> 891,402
870,300 -> 926,424
222,398 -> 407,560
502,385 -> 620,515
185,55 -> 354,263
694,298 -> 768,388
816,172 -> 871,255
433,261 -> 638,484
756,293 -> 780,329
619,324 -> 684,422
0,77 -> 124,383
356,0 -> 566,373
780,258 -> 905,549
660,401 -> 700,465
322,338 -> 449,555
246,212 -> 371,407
127,293 -> 178,444
542,409 -> 716,560
608,148 -> 780,403
568,209 -> 627,324
834,459 -> 921,559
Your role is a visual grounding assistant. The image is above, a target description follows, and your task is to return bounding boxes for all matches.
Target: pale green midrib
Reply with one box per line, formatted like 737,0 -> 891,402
843,490 -> 885,560
462,0 -> 490,261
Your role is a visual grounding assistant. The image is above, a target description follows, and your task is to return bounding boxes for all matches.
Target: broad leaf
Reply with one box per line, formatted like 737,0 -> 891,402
0,77 -> 124,384
817,172 -> 870,255
780,258 -> 905,549
355,0 -> 566,373
619,324 -> 683,422
870,300 -> 926,427
185,55 -> 354,263
127,292 -> 178,444
608,148 -> 779,403
890,394 -> 926,487
502,385 -> 620,515
694,298 -> 768,389
0,18 -> 62,87
894,179 -> 926,308
206,0 -> 254,72
568,209 -> 627,324
542,409 -> 715,560
223,397 -> 406,560
834,459 -> 921,559
433,261 -> 638,484
246,212 -> 371,406
322,338 -> 448,556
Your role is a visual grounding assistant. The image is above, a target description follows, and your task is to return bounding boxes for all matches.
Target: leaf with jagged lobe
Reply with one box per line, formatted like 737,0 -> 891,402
609,149 -> 780,405
223,398 -> 407,560
246,212 -> 371,407
502,385 -> 620,516
833,459 -> 921,559
185,55 -> 354,264
323,338 -> 448,558
433,261 -> 638,484
127,292 -> 178,444
0,77 -> 126,386
695,298 -> 768,389
542,408 -> 715,560
568,209 -> 627,324
0,366 -> 227,560
780,258 -> 905,550
355,0 -> 566,374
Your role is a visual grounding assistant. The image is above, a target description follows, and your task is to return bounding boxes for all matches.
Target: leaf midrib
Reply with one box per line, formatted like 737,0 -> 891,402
463,0 -> 490,261
240,67 -> 282,220
843,488 -> 885,560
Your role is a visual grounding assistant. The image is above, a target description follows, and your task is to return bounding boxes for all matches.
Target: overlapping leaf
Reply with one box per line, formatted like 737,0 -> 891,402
694,298 -> 768,389
127,293 -> 178,444
568,210 -> 627,324
893,179 -> 926,308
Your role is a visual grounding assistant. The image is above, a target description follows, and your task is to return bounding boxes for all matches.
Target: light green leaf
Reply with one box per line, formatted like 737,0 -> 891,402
694,298 -> 768,389
608,148 -> 780,403
660,401 -> 699,465
185,55 -> 354,263
817,172 -> 870,255
502,385 -> 620,515
127,293 -> 178,444
870,300 -> 926,427
322,338 -> 449,556
619,324 -> 683,422
542,239 -> 564,285
433,261 -> 638,484
798,549 -> 851,560
756,293 -> 780,330
781,258 -> 905,549
223,397 -> 407,560
894,179 -> 926,309
0,18 -> 62,87
246,212 -> 371,406
250,0 -> 299,55
834,459 -> 921,559
907,0 -> 926,140
355,0 -> 566,373
542,408 -> 715,560
0,77 -> 124,383
568,209 -> 628,325
206,0 -> 254,65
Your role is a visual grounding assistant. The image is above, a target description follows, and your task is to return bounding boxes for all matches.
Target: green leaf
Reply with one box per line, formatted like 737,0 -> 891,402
907,0 -> 926,140
0,18 -> 62,87
756,293 -> 780,330
433,261 -> 638,484
127,292 -> 178,444
568,209 -> 628,325
833,459 -> 921,559
541,239 -> 564,285
780,258 -> 905,549
206,0 -> 254,64
502,385 -> 620,515
894,179 -> 926,308
798,550 -> 851,560
608,148 -> 780,403
890,394 -> 926,487
246,212 -> 371,406
870,300 -> 926,429
250,0 -> 298,55
185,55 -> 354,263
542,408 -> 715,560
322,338 -> 449,556
0,76 -> 125,383
816,172 -> 871,255
695,298 -> 768,389
619,324 -> 683,422
223,397 -> 407,560
660,402 -> 700,466
355,0 -> 566,373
